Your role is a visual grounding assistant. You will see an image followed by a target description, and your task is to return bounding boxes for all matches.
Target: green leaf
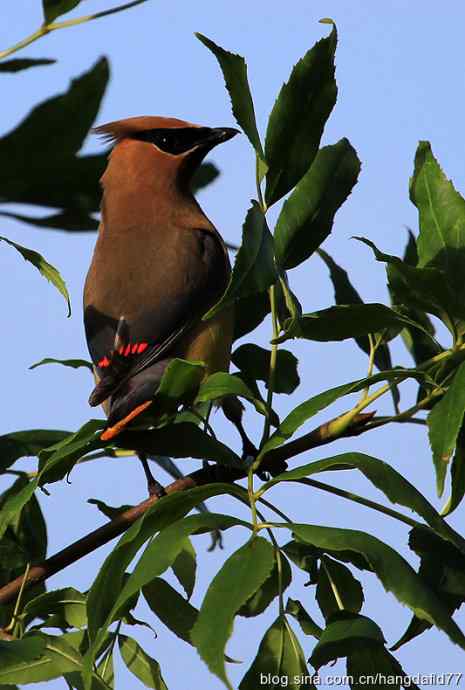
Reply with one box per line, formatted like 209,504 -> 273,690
347,642 -> 418,689
118,423 -> 241,468
29,357 -> 92,371
43,0 -> 81,22
260,369 -> 421,456
96,649 -> 114,689
239,551 -> 292,618
397,232 -> 442,368
442,423 -> 465,516
316,556 -> 364,620
153,358 -> 205,412
110,514 -> 248,632
0,59 -> 108,219
191,162 -> 220,193
191,536 -> 275,689
274,139 -> 360,269
310,612 -> 385,670
196,34 -> 263,158
23,588 -> 87,629
195,371 -> 268,416
0,236 -> 70,316
0,633 -> 85,684
232,344 -> 299,394
285,598 -> 323,639
205,203 -> 277,319
233,291 -> 270,340
319,248 -> 396,374
0,429 -> 70,473
87,498 -> 132,519
356,236 -> 461,327
262,452 -> 465,552
239,616 -> 308,689
265,24 -> 337,205
143,577 -> 198,645
84,500 -> 248,682
273,522 -> 465,651
280,303 -> 427,344
171,537 -> 196,599
411,142 -> 465,301
428,360 -> 465,496
0,480 -> 37,541
38,420 -> 105,485
0,209 -> 99,232
0,58 -> 55,73
0,476 -> 47,560
392,527 -> 465,652
118,635 -> 167,690
282,541 -> 319,582
275,273 -> 303,338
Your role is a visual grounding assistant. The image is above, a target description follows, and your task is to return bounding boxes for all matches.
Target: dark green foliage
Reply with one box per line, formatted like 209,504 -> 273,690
232,344 -> 299,394
274,139 -> 360,269
265,22 -> 338,205
0,58 -> 55,72
205,203 -> 277,319
3,12 -> 465,690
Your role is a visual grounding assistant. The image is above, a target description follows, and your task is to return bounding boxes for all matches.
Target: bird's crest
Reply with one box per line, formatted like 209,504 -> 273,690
93,115 -> 197,144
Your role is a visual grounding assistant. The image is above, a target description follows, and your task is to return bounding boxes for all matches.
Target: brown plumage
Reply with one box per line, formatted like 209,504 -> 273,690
83,116 -> 237,443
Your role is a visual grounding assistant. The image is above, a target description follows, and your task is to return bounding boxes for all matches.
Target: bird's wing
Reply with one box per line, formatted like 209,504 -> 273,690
84,227 -> 230,407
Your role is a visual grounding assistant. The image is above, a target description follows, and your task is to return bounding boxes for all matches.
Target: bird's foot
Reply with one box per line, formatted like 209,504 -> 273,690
147,477 -> 166,499
138,452 -> 166,499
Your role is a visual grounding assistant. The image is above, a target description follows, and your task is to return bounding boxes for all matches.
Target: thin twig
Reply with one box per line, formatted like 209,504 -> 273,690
295,477 -> 422,529
0,0 -> 149,60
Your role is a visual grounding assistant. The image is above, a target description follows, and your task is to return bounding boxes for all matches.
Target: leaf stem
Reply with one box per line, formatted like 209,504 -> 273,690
255,154 -> 266,213
257,496 -> 293,523
5,562 -> 30,635
0,0 -> 150,60
259,284 -> 279,448
248,467 -> 258,532
321,556 -> 344,611
361,333 -> 377,401
295,477 -> 422,529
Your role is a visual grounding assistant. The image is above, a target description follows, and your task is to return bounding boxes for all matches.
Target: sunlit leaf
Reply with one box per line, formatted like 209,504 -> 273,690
262,452 -> 465,552
191,537 -> 275,689
205,203 -> 277,319
428,360 -> 465,496
265,24 -> 337,205
0,236 -> 70,315
239,616 -> 308,689
274,139 -> 360,269
196,34 -> 263,158
118,635 -> 167,690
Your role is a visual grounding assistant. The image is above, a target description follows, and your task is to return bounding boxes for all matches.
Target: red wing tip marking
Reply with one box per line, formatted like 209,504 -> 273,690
98,341 -> 151,368
100,400 -> 153,441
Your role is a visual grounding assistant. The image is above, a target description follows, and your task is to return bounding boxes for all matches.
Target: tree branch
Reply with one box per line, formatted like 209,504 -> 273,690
0,411 -> 375,607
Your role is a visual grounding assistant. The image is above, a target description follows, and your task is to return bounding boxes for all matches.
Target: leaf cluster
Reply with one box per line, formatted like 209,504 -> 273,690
2,7 -> 465,690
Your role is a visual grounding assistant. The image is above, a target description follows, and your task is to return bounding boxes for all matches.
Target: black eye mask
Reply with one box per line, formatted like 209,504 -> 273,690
134,127 -> 212,155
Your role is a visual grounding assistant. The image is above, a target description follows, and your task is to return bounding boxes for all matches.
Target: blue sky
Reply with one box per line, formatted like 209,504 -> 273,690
2,1 -> 465,688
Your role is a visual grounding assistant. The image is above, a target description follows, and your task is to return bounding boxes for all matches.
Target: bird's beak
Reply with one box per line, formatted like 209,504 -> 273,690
204,127 -> 240,147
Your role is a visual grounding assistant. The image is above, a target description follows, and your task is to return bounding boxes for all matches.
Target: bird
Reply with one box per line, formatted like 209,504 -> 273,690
83,116 -> 238,493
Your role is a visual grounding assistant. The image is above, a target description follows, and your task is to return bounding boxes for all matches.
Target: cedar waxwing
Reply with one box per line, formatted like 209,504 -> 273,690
83,116 -> 237,460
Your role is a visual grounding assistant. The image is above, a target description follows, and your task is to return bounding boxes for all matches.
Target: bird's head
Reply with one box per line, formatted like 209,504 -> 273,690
94,116 -> 239,193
